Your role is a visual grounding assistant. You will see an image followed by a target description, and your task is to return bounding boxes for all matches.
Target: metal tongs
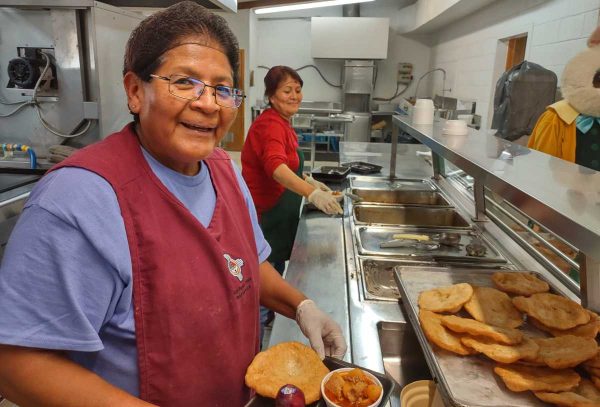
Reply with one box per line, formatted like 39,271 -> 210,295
344,192 -> 363,203
379,239 -> 440,250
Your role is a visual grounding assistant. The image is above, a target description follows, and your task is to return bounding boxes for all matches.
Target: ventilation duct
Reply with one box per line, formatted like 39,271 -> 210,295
343,4 -> 360,17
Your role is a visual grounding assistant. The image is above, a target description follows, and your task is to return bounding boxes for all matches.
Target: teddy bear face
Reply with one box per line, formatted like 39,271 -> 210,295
561,47 -> 600,117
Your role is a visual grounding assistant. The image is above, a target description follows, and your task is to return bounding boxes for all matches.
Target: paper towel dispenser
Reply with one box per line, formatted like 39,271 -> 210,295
311,17 -> 389,59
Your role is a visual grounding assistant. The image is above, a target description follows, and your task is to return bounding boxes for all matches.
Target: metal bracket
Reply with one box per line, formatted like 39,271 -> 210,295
431,152 -> 445,181
471,179 -> 488,222
580,254 -> 600,311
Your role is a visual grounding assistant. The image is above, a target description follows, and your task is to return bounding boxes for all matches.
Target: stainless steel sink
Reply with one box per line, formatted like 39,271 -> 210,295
351,188 -> 450,206
378,321 -> 432,404
353,205 -> 471,229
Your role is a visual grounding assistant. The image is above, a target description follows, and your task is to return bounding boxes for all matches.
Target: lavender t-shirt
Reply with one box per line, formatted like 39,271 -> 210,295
0,147 -> 271,396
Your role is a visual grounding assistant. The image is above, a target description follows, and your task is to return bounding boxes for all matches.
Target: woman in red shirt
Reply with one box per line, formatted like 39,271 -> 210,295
242,66 -> 342,276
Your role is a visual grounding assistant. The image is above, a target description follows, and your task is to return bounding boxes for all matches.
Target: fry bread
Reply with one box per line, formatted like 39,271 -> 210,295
461,336 -> 538,364
530,311 -> 600,339
534,380 -> 600,407
591,375 -> 600,391
534,391 -> 600,407
576,379 -> 600,402
584,366 -> 600,378
525,335 -> 598,369
492,271 -> 550,296
418,283 -> 473,313
493,364 -> 580,392
464,286 -> 523,329
440,314 -> 523,345
419,309 -> 476,356
244,341 -> 329,403
585,352 -> 600,369
513,293 -> 590,330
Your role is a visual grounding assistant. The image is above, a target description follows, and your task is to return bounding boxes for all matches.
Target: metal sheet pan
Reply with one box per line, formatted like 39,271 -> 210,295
355,227 -> 506,263
349,176 -> 438,191
359,257 -> 513,302
393,266 -> 570,407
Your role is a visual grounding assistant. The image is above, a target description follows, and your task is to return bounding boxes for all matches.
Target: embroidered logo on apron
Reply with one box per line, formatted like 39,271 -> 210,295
224,254 -> 245,282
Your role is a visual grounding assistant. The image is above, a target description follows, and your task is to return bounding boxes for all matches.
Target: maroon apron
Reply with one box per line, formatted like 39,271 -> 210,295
51,123 -> 260,406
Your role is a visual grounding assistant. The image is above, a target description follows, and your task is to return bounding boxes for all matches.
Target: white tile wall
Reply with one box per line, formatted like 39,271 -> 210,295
428,0 -> 600,130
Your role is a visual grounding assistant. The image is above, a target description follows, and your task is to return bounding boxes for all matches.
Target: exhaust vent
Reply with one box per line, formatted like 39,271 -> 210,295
343,4 -> 360,17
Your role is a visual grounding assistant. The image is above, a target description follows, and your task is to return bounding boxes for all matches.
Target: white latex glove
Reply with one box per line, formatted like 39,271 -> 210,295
307,189 -> 343,215
305,176 -> 331,192
296,299 -> 347,359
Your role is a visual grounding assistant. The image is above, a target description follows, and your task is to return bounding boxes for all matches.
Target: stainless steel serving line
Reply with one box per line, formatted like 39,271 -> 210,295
269,140 -> 568,406
392,115 -> 598,308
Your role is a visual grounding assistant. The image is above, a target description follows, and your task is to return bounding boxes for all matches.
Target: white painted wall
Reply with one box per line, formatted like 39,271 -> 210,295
214,9 -> 252,137
428,0 -> 600,129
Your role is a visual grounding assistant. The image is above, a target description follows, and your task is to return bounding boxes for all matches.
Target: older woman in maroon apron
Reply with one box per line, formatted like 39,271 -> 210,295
0,3 -> 346,406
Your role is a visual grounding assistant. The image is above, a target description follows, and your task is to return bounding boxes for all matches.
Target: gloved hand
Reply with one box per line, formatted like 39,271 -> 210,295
296,299 -> 347,359
305,176 -> 331,192
307,189 -> 343,215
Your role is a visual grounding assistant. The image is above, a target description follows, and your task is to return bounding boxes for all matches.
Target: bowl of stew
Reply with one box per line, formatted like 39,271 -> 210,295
321,367 -> 383,407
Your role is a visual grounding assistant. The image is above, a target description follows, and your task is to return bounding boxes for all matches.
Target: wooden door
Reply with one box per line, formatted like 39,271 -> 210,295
505,36 -> 527,71
223,49 -> 245,151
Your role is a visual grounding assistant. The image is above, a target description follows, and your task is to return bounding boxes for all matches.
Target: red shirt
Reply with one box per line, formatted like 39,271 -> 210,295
241,108 -> 300,217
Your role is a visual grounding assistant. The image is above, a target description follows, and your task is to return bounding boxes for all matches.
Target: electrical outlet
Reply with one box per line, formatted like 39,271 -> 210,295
397,62 -> 413,74
398,73 -> 413,85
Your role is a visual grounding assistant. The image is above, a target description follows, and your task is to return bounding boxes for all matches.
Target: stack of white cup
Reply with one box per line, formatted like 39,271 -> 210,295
443,119 -> 469,135
412,99 -> 435,125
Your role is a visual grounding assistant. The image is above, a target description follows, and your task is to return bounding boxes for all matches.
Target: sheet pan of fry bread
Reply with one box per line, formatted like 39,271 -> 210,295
394,266 -> 598,407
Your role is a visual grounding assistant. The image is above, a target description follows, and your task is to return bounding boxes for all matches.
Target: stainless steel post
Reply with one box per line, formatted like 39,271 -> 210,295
472,178 -> 487,222
389,120 -> 398,180
310,137 -> 316,171
581,254 -> 600,311
431,152 -> 445,180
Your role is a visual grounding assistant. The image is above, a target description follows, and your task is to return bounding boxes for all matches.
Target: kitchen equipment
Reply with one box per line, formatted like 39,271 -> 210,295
379,239 -> 440,250
466,238 -> 488,257
353,205 -> 471,229
355,227 -> 505,263
311,166 -> 351,183
350,188 -> 451,206
349,177 -> 437,191
340,161 -> 382,174
344,192 -> 363,203
394,266 -> 566,407
438,232 -> 461,247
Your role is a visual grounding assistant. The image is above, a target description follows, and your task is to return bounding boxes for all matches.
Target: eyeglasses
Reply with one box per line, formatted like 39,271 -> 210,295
149,74 -> 245,109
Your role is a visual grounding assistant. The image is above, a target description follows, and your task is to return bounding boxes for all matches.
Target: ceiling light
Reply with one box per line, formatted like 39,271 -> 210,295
254,0 -> 375,15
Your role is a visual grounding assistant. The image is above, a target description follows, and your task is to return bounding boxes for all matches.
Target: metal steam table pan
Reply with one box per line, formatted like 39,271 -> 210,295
351,188 -> 452,206
355,227 -> 505,263
352,204 -> 471,229
349,176 -> 438,191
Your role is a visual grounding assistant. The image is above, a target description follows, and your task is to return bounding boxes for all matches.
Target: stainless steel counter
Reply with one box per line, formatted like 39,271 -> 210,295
268,211 -> 350,352
393,115 -> 600,311
269,140 -> 569,406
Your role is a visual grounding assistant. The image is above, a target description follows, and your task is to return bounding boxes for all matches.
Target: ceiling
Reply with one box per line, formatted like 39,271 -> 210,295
238,0 -> 323,10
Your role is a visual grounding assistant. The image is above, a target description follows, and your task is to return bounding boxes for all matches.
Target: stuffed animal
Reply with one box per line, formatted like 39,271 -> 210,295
528,26 -> 600,171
